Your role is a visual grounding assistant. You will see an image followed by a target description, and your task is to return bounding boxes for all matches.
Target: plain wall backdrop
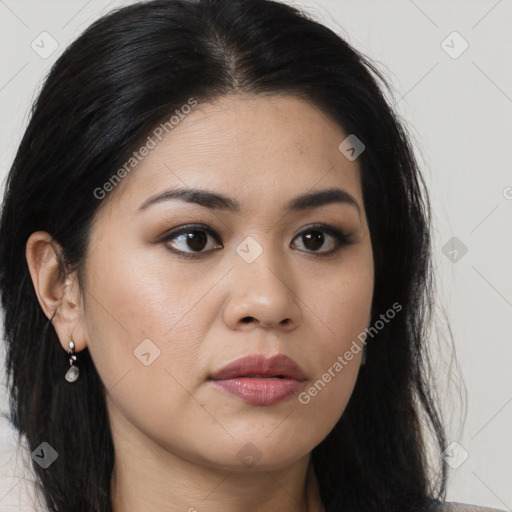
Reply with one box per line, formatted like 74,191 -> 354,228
1,0 -> 511,510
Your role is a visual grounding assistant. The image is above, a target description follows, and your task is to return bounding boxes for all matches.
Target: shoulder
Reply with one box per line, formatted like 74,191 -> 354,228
437,502 -> 507,512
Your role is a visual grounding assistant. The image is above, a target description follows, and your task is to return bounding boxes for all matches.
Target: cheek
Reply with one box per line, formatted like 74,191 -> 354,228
81,250 -> 209,447
80,242 -> 211,392
310,255 -> 374,356
294,258 -> 373,421
84,232 -> 220,337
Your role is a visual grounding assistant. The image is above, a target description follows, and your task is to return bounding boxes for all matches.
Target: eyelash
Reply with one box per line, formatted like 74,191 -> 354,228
159,223 -> 356,260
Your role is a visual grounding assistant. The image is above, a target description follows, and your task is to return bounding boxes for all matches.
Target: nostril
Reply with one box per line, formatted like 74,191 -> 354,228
241,317 -> 253,323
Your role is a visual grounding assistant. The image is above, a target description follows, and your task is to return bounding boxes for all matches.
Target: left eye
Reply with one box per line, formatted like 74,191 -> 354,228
291,224 -> 353,256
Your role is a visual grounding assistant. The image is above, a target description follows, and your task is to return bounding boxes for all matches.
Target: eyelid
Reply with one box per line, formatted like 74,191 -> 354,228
295,223 -> 354,242
159,223 -> 222,247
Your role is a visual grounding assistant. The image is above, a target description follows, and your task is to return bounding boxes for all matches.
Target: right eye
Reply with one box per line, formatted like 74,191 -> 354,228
160,224 -> 223,258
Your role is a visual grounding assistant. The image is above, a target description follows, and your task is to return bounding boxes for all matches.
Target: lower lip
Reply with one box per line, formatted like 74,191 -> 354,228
210,377 -> 303,405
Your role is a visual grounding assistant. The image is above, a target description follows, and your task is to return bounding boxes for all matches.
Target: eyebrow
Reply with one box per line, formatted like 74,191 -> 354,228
138,186 -> 361,217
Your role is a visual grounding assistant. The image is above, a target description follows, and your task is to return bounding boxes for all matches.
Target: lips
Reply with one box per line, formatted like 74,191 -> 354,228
209,354 -> 306,406
209,353 -> 306,382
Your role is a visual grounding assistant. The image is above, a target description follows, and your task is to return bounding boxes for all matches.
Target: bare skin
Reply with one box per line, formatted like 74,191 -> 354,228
26,93 -> 374,512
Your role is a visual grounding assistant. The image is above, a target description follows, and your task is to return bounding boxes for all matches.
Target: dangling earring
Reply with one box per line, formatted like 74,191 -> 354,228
361,346 -> 367,366
65,340 -> 80,383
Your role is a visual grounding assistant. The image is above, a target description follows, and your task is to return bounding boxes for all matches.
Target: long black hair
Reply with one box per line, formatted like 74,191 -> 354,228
0,1 -> 448,510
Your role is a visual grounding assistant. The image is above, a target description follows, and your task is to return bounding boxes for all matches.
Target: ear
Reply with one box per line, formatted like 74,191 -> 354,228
25,231 -> 88,352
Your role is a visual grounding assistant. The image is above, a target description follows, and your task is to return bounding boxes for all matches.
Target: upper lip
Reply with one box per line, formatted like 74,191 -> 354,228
209,354 -> 306,381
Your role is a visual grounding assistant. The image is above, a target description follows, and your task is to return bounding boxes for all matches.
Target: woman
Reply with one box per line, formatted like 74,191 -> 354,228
0,0 -> 504,511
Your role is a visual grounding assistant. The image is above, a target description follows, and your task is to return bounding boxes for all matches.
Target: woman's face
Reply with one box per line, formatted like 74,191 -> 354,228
79,93 -> 374,471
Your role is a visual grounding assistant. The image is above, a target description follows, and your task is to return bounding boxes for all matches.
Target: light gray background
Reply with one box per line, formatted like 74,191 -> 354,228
1,0 -> 511,510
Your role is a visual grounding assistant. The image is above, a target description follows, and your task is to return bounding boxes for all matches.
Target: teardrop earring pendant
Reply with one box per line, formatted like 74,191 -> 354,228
65,340 -> 80,383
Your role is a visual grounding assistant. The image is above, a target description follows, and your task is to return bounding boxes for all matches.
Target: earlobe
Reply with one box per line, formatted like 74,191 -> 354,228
25,231 -> 87,352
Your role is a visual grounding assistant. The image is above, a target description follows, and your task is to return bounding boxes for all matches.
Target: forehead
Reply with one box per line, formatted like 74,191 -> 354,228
98,93 -> 364,219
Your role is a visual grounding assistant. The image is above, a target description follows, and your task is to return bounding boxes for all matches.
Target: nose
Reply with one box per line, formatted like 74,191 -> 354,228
222,241 -> 301,332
